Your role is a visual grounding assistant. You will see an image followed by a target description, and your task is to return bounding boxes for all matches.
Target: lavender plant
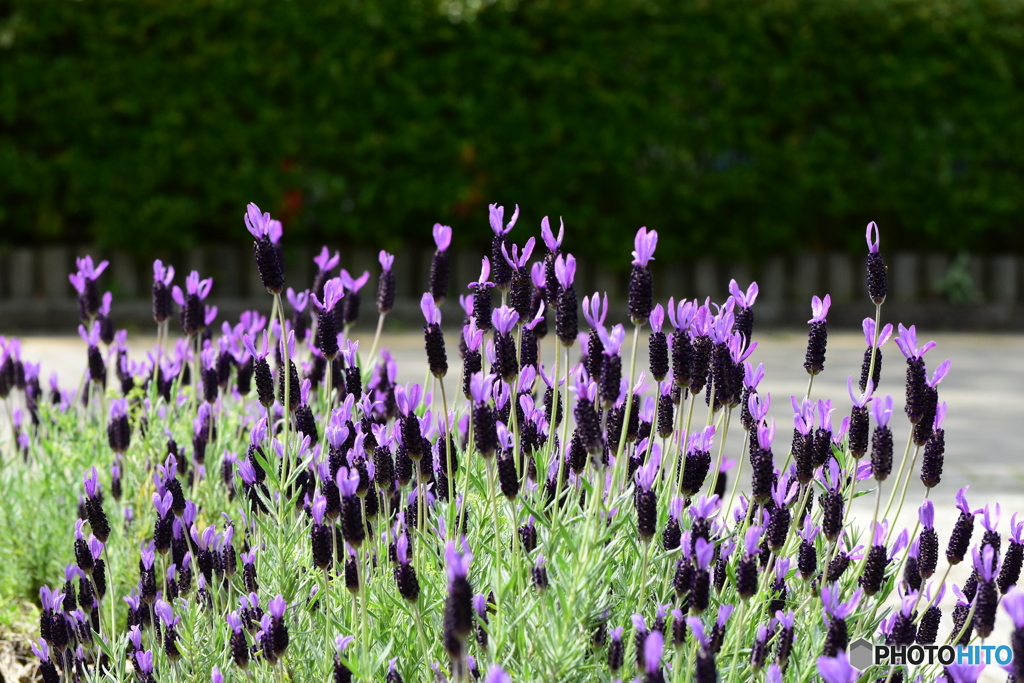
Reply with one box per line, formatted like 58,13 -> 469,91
0,209 -> 1021,683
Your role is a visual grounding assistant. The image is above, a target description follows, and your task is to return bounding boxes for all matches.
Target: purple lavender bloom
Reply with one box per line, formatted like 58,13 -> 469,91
872,394 -> 894,427
500,236 -> 536,270
729,280 -> 759,309
421,292 -> 442,326
69,256 -> 109,290
336,467 -> 360,498
268,595 -> 287,620
644,629 -> 664,675
597,324 -> 626,357
83,466 -> 100,499
492,305 -> 519,335
635,446 -> 661,492
972,545 -> 998,583
152,491 -> 173,518
893,324 -> 937,360
808,294 -> 831,323
631,227 -> 658,268
211,667 -> 224,683
694,538 -> 714,571
135,650 -> 154,674
484,664 -> 512,683
816,653 -> 859,683
1003,586 -> 1024,628
554,254 -> 576,290
943,663 -> 987,683
444,539 -> 473,583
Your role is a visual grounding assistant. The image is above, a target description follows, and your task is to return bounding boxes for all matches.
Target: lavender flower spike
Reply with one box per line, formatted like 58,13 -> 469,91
484,665 -> 512,683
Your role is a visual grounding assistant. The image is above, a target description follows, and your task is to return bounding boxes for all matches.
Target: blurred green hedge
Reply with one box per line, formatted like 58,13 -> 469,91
2,0 -> 1024,265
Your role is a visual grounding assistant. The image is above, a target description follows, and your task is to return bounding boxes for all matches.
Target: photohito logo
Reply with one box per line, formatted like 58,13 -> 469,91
848,638 -> 1015,671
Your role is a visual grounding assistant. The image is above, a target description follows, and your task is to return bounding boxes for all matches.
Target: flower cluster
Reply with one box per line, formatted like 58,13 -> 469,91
5,208 -> 1016,683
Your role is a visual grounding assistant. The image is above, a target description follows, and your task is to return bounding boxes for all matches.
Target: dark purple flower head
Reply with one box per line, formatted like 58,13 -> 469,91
444,539 -> 473,583
501,236 -> 535,270
84,466 -> 100,499
420,293 -> 442,326
694,537 -> 714,570
893,324 -> 937,360
866,221 -> 880,254
488,204 -> 519,236
313,247 -> 340,273
540,216 -> 564,251
597,324 -> 626,357
808,294 -> 831,323
631,227 -> 658,267
871,393 -> 893,427
817,653 -> 858,683
492,305 -> 519,335
728,280 -> 759,309
268,594 -> 287,620
432,223 -> 453,251
554,254 -> 576,290
1003,586 -> 1024,629
973,544 -> 998,583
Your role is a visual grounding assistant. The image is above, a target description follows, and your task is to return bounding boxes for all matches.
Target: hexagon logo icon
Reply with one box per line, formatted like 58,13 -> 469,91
849,638 -> 874,671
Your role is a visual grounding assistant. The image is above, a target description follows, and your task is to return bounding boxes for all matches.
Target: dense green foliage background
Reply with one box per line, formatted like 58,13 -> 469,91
2,0 -> 1024,264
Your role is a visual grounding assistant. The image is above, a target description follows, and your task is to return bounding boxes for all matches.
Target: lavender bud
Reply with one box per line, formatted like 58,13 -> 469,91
909,605 -> 939,646
870,423 -> 893,481
866,254 -> 887,305
859,346 -> 882,394
848,406 -> 869,458
918,528 -> 939,579
424,323 -> 448,378
556,286 -> 578,345
920,427 -> 945,488
859,545 -> 888,596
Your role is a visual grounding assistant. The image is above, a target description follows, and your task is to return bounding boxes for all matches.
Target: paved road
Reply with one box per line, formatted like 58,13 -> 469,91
9,330 -> 1024,678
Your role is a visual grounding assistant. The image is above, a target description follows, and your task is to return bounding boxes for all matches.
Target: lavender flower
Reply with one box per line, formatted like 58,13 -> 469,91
865,221 -> 887,304
171,270 -> 213,337
947,487 -> 981,565
421,293 -> 448,378
729,279 -> 758,348
870,393 -> 894,480
629,227 -> 657,325
430,223 -> 453,303
377,250 -> 396,314
69,256 -> 109,321
488,203 -> 519,293
311,278 -> 344,360
804,294 -> 831,375
245,203 -> 285,294
817,652 -> 859,683
1003,587 -> 1024,679
554,254 -> 578,345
